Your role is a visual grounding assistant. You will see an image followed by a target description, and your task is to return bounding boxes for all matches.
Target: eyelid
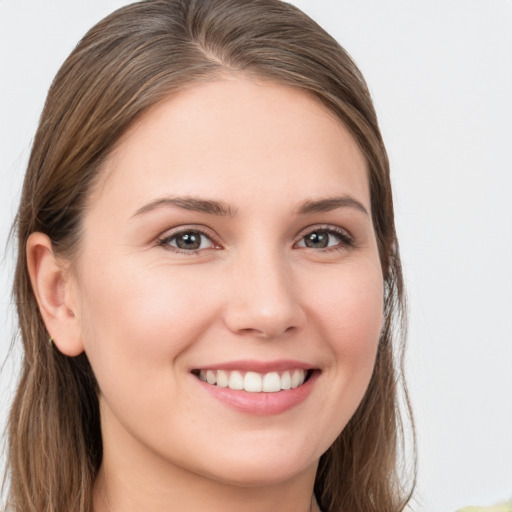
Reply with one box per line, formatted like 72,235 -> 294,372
293,224 -> 354,249
156,225 -> 222,252
155,223 -> 354,254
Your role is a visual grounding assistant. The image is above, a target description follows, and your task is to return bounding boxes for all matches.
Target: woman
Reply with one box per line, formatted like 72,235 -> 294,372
4,1 -> 414,511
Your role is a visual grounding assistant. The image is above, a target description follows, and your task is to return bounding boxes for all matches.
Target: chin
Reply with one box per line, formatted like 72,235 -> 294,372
187,435 -> 322,488
201,457 -> 317,488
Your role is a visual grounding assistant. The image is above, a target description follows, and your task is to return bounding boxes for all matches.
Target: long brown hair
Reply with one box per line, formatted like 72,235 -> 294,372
5,1 -> 415,511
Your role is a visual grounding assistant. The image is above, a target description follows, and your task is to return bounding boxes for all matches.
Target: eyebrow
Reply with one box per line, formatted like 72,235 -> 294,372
297,196 -> 369,216
132,194 -> 368,219
133,196 -> 237,218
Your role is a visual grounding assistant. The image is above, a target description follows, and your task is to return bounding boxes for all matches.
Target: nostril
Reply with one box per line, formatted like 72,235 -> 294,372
237,324 -> 298,339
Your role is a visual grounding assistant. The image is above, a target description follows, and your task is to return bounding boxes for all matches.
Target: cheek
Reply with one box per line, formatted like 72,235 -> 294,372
294,259 -> 383,452
307,258 -> 384,429
312,262 -> 383,356
75,259 -> 221,391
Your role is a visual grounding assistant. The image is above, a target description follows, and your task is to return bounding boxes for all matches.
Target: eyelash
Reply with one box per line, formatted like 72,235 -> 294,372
294,225 -> 354,252
157,225 -> 354,254
157,227 -> 219,254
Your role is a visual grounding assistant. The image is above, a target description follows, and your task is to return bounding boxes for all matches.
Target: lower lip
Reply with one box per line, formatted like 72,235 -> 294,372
196,371 -> 319,415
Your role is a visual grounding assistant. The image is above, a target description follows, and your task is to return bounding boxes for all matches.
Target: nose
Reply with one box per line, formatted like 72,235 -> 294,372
223,249 -> 306,339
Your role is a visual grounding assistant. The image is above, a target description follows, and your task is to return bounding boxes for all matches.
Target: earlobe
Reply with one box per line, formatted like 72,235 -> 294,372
26,232 -> 84,356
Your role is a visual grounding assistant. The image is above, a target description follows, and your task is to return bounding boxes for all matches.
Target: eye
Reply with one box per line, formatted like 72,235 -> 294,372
295,227 -> 352,250
158,229 -> 217,253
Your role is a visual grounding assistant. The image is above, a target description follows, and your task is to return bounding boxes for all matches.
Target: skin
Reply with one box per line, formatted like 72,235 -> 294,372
28,75 -> 383,512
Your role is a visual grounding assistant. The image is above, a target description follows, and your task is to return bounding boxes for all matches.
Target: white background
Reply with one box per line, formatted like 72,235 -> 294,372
1,1 -> 511,511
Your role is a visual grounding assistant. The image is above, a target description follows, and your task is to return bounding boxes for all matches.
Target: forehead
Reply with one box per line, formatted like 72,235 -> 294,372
88,76 -> 369,214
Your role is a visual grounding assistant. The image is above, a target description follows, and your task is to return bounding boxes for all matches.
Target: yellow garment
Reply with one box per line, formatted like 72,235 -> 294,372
457,502 -> 512,512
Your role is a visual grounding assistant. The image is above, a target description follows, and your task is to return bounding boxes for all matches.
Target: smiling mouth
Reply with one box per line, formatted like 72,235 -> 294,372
192,369 -> 314,393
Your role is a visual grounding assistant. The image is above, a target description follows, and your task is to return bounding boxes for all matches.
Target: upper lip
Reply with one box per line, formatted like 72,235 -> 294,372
191,359 -> 316,373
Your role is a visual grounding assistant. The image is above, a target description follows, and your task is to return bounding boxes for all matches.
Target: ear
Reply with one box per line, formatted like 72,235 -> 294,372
26,232 -> 84,356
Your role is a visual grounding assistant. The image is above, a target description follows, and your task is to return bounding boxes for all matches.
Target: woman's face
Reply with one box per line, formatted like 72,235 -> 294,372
69,76 -> 383,487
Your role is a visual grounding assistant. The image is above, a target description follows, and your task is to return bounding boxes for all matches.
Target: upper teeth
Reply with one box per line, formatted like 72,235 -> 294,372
198,369 -> 307,393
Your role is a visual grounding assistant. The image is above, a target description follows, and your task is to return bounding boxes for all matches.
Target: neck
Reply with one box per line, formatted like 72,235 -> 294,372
93,409 -> 320,512
93,464 -> 320,512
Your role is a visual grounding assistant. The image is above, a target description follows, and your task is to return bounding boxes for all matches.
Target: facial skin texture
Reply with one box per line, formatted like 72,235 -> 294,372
35,76 -> 383,512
